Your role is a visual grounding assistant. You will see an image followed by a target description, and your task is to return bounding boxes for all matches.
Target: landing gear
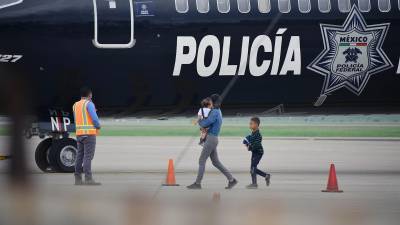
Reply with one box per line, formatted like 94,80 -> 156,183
35,137 -> 77,173
49,138 -> 77,172
34,138 -> 53,172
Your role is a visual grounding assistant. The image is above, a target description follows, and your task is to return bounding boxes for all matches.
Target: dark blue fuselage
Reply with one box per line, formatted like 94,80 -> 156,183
1,0 -> 399,116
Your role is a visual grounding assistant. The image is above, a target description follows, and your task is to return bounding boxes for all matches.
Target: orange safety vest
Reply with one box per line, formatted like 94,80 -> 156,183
73,99 -> 98,136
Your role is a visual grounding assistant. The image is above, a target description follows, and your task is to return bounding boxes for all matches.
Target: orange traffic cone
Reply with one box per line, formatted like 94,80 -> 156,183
162,159 -> 179,186
322,163 -> 343,193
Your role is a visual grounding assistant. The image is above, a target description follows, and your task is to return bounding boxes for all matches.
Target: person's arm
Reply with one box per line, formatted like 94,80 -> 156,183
198,110 -> 217,128
243,135 -> 251,151
193,109 -> 202,125
72,103 -> 76,124
248,134 -> 255,151
87,102 -> 101,129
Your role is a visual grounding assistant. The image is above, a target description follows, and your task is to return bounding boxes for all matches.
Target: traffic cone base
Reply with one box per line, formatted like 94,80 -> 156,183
322,163 -> 343,193
162,159 -> 179,186
321,189 -> 343,193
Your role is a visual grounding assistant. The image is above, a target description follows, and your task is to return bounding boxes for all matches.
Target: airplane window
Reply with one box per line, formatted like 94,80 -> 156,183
338,0 -> 350,13
298,0 -> 311,13
258,0 -> 271,13
278,0 -> 291,13
196,0 -> 209,13
358,0 -> 370,12
378,0 -> 391,12
175,0 -> 188,13
217,0 -> 230,13
0,0 -> 23,9
318,0 -> 331,13
237,0 -> 251,13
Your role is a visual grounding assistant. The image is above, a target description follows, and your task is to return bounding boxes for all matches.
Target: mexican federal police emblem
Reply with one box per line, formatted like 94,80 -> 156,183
308,6 -> 393,106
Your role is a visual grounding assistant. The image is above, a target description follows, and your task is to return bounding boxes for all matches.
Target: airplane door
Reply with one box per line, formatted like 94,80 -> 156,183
92,0 -> 135,49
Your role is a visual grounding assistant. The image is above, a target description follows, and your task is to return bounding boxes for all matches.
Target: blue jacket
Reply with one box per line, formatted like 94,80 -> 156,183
199,109 -> 222,136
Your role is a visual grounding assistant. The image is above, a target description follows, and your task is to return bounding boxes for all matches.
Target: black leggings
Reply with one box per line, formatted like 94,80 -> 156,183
251,152 -> 269,184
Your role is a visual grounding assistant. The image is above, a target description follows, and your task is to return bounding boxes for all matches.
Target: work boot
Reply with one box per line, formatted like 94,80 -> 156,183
246,183 -> 258,189
265,174 -> 271,187
187,183 -> 202,189
225,178 -> 238,189
84,179 -> 102,186
74,175 -> 83,185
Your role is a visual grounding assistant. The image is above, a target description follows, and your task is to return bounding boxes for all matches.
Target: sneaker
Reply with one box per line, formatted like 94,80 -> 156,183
84,179 -> 102,186
74,176 -> 83,185
75,180 -> 83,185
187,183 -> 202,189
265,174 -> 271,186
225,179 -> 238,189
246,183 -> 258,189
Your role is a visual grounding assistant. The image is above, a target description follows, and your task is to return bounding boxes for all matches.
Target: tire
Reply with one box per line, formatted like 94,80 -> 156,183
35,138 -> 53,172
48,138 -> 77,173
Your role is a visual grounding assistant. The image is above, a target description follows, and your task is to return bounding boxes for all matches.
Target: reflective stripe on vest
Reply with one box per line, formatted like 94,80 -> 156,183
73,99 -> 97,136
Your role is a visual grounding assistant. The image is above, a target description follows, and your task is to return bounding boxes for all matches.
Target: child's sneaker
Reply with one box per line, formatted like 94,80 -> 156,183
265,174 -> 271,186
246,183 -> 258,189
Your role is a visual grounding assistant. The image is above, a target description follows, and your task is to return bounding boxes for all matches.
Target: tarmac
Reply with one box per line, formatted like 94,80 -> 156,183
0,136 -> 400,225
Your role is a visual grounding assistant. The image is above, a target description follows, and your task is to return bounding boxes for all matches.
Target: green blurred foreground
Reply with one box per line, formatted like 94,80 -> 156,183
97,115 -> 400,137
1,115 -> 400,137
99,125 -> 400,137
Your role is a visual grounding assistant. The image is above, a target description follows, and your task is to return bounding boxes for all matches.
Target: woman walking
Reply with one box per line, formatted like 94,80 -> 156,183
187,94 -> 238,189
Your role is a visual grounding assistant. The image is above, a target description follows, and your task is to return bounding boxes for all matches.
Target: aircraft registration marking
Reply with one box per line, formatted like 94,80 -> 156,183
0,54 -> 22,63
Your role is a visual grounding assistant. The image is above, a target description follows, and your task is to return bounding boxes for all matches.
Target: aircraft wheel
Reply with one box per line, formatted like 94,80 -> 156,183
35,138 -> 54,173
48,138 -> 77,173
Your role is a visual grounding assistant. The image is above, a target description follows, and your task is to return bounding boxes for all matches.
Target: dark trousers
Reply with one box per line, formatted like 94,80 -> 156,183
250,152 -> 269,184
74,135 -> 96,180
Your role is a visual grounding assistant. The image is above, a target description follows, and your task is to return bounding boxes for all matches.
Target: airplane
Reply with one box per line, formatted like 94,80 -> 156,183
0,0 -> 399,172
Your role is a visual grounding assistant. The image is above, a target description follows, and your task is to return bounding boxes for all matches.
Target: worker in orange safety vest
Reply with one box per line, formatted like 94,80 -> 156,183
72,86 -> 101,185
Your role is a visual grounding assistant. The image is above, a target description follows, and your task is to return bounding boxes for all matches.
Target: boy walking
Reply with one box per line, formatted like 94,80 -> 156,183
243,117 -> 270,189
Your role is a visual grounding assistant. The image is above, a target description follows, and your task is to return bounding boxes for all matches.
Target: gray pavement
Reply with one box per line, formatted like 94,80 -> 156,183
0,136 -> 400,225
1,136 -> 400,173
